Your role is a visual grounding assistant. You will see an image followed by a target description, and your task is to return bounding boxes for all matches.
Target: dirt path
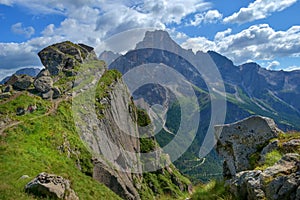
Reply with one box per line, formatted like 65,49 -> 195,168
0,92 -> 22,105
0,96 -> 68,135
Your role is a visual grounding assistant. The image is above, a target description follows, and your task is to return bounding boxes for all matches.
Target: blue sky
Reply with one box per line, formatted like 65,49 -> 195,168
0,0 -> 300,80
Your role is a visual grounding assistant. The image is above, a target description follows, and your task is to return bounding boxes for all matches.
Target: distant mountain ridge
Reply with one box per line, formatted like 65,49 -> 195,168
0,68 -> 41,84
100,30 -> 300,182
102,30 -> 300,131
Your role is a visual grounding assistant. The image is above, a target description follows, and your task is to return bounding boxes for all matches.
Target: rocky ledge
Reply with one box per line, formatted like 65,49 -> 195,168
216,115 -> 300,200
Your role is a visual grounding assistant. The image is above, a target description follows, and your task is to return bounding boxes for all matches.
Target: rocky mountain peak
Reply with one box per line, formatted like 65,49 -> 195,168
135,30 -> 182,53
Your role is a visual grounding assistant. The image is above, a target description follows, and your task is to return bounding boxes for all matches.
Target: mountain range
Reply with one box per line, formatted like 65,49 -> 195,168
100,30 -> 300,182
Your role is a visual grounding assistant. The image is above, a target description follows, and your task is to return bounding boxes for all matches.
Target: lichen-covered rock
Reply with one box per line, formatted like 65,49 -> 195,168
215,115 -> 280,177
7,74 -> 33,90
38,41 -> 97,76
34,76 -> 53,93
25,172 -> 79,200
227,153 -> 300,200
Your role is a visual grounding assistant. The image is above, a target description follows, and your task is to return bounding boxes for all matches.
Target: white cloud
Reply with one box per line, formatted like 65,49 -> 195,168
182,24 -> 300,65
266,60 -> 280,70
0,0 -> 12,6
214,28 -> 232,41
11,22 -> 35,38
224,0 -> 297,24
285,65 -> 300,71
189,9 -> 222,26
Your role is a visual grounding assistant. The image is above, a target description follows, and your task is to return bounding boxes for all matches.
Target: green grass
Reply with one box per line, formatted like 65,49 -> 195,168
0,93 -> 51,122
94,69 -> 122,119
191,180 -> 234,200
0,97 -> 121,200
256,150 -> 282,171
140,166 -> 191,200
137,108 -> 151,127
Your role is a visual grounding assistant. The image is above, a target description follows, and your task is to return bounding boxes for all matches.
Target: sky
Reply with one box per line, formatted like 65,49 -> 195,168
0,0 -> 300,80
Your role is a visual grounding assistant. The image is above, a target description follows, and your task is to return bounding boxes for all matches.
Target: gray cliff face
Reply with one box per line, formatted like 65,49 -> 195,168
74,75 -> 142,200
216,116 -> 300,200
215,115 -> 280,177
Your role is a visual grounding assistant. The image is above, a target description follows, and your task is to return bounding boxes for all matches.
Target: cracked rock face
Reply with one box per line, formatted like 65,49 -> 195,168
25,172 -> 79,200
215,115 -> 280,177
227,154 -> 300,200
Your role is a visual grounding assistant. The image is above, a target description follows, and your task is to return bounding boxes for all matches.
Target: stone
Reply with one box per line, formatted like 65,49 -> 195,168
282,139 -> 300,152
16,107 -> 25,116
227,153 -> 300,200
42,90 -> 54,99
11,74 -> 33,90
34,76 -> 53,93
0,92 -> 11,99
19,175 -> 30,180
36,69 -> 51,78
215,115 -> 280,177
25,172 -> 78,200
38,41 -> 97,76
52,87 -> 61,99
3,85 -> 13,93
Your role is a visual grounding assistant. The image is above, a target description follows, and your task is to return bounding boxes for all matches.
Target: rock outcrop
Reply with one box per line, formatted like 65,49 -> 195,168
215,115 -> 280,177
6,74 -> 33,90
25,172 -> 79,200
228,153 -> 300,200
38,41 -> 97,76
216,116 -> 300,200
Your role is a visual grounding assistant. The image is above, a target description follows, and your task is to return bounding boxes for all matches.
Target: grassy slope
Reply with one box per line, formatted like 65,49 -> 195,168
0,93 -> 121,200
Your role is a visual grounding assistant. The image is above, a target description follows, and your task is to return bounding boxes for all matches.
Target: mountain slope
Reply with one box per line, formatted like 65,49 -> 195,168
101,30 -> 300,182
0,41 -> 191,200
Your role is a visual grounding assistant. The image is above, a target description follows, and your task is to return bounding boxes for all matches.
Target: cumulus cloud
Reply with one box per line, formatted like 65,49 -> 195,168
265,60 -> 280,70
189,9 -> 222,26
0,0 -> 12,6
224,0 -> 297,24
182,24 -> 300,65
11,22 -> 35,38
285,65 -> 300,71
1,0 -> 211,76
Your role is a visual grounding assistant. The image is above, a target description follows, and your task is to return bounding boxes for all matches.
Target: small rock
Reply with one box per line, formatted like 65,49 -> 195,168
16,107 -> 25,116
25,172 -> 79,200
19,175 -> 30,180
0,92 -> 11,99
42,90 -> 54,99
3,85 -> 13,93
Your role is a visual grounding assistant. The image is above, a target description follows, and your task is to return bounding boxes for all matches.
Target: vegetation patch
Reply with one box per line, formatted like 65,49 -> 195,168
137,108 -> 151,127
0,97 -> 121,200
191,180 -> 234,200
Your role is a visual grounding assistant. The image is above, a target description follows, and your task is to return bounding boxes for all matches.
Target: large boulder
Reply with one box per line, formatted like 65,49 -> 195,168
38,41 -> 97,76
215,115 -> 280,177
7,74 -> 33,90
34,76 -> 53,93
227,153 -> 300,200
25,172 -> 78,200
